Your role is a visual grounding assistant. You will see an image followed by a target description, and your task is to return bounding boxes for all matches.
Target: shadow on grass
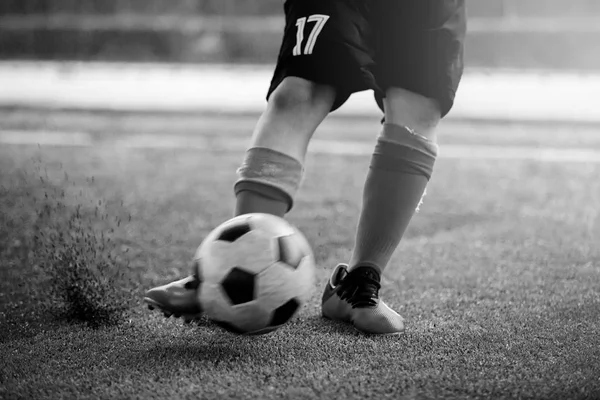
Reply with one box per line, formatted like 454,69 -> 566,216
116,314 -> 365,373
303,315 -> 360,336
116,327 -> 261,373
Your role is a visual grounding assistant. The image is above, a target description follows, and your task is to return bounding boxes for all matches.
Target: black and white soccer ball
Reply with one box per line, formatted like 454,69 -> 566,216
194,213 -> 315,335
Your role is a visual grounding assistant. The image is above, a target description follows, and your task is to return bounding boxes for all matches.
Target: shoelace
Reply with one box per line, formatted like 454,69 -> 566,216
338,267 -> 381,308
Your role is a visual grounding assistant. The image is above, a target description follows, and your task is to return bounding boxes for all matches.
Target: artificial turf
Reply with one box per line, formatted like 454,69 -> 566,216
0,113 -> 599,399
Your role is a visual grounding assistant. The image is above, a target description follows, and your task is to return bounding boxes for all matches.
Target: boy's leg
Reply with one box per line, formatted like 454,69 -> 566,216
234,77 -> 335,218
322,0 -> 466,334
235,0 -> 377,218
322,91 -> 441,335
350,0 -> 467,275
145,0 -> 376,320
348,88 -> 440,275
145,79 -> 334,321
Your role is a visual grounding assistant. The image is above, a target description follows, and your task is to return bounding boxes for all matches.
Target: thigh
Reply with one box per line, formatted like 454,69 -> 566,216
374,0 -> 467,117
268,0 -> 378,111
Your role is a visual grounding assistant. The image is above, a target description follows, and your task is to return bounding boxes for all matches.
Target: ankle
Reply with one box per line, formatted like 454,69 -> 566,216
349,262 -> 381,275
348,264 -> 382,283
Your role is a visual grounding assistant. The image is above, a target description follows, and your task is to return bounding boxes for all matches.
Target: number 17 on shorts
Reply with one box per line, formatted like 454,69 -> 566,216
292,14 -> 330,56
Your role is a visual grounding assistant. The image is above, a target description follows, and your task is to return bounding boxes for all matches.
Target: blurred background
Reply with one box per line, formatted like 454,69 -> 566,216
0,0 -> 598,124
1,0 -> 599,70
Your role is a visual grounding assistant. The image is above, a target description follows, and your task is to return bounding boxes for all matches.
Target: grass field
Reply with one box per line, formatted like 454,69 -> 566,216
1,110 -> 599,399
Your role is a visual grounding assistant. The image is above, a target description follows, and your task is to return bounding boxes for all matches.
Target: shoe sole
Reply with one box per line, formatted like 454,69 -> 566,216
353,327 -> 405,336
322,314 -> 405,336
144,297 -> 203,324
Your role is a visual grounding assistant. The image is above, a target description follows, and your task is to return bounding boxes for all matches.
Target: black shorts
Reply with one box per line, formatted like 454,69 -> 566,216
267,0 -> 466,117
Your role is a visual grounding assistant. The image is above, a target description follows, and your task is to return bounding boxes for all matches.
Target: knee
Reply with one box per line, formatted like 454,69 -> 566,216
383,87 -> 442,141
268,77 -> 336,114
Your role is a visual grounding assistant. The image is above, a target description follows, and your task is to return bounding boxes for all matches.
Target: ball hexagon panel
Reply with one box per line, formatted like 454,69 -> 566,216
255,262 -> 297,310
196,230 -> 278,283
255,258 -> 314,313
193,240 -> 233,284
200,283 -> 272,333
221,267 -> 256,305
277,235 -> 307,269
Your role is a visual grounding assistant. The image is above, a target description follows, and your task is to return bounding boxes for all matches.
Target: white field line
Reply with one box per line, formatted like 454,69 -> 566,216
2,130 -> 600,164
2,62 -> 600,123
0,129 -> 93,146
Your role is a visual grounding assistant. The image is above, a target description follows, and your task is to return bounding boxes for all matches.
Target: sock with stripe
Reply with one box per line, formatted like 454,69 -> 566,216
350,123 -> 438,273
234,147 -> 304,218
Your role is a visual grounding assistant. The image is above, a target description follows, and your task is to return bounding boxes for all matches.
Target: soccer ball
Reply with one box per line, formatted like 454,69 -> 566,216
194,213 -> 315,335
